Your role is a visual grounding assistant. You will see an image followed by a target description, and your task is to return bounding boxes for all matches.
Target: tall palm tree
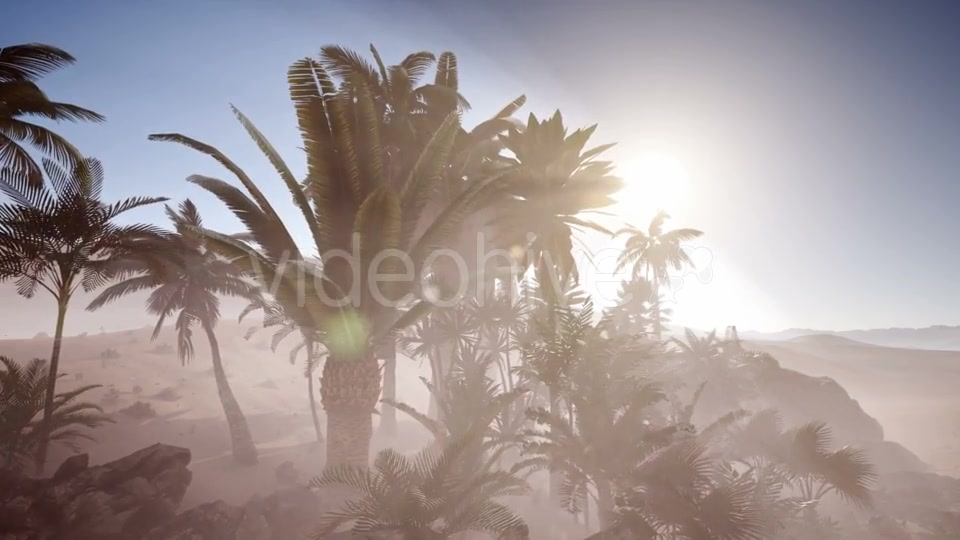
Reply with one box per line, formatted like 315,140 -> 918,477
88,200 -> 260,465
0,43 -> 104,185
616,211 -> 702,338
0,159 -> 166,472
149,53 -> 501,467
521,329 -> 668,529
465,286 -> 531,393
0,356 -> 111,468
319,45 -> 528,435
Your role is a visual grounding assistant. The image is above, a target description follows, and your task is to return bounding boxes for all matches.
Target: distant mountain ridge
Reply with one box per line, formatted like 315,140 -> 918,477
740,325 -> 960,351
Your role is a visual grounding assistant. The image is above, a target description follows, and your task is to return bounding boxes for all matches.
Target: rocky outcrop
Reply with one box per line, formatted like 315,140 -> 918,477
0,444 -> 192,539
143,500 -> 244,540
145,485 -> 323,540
742,352 -> 885,442
874,471 -> 960,524
702,352 -> 928,475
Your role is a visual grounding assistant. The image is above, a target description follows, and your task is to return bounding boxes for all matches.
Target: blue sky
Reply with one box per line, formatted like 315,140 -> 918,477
4,0 -> 960,336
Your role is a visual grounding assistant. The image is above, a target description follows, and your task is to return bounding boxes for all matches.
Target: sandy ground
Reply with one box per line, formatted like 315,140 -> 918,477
4,326 -> 958,508
8,323 -> 435,506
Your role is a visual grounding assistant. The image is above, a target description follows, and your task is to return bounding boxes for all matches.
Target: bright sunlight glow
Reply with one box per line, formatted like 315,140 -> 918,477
614,152 -> 690,217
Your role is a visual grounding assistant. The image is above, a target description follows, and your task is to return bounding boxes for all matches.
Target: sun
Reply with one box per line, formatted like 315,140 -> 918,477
613,152 -> 690,218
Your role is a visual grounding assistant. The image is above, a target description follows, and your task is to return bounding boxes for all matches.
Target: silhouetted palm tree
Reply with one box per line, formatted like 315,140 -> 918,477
0,159 -> 166,472
0,357 -> 111,468
608,442 -> 766,540
88,200 -> 260,465
149,53 -> 501,466
714,409 -> 876,539
241,298 -> 325,444
496,112 -> 623,289
384,344 -> 526,462
521,328 -> 668,528
466,286 -> 531,392
602,276 -> 660,337
616,211 -> 702,338
0,43 -> 104,185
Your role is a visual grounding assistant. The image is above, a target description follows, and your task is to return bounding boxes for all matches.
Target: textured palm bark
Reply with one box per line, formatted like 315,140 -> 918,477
204,323 -> 258,465
321,353 -> 381,467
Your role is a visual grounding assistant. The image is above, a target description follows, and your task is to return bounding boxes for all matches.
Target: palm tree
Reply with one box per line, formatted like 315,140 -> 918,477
0,357 -> 111,468
0,43 -> 104,185
311,439 -> 528,539
384,345 -> 526,458
616,211 -> 702,338
496,111 -> 623,289
0,159 -> 166,472
709,409 -> 876,540
400,305 -> 479,418
241,298 -> 325,444
88,200 -> 260,465
670,328 -> 756,414
605,442 -> 766,540
319,46 -> 464,434
465,286 -> 531,393
601,276 -> 662,337
149,52 -> 501,467
521,329 -> 668,529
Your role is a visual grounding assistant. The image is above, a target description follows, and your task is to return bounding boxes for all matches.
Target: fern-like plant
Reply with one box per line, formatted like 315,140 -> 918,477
0,357 -> 111,468
311,436 -> 528,539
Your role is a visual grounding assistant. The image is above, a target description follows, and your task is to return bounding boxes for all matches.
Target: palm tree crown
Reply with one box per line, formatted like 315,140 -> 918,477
496,112 -> 623,284
0,43 -> 104,185
0,158 -> 165,471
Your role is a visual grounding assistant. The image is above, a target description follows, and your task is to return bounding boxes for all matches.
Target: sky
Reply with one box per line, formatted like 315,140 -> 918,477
3,0 -> 960,337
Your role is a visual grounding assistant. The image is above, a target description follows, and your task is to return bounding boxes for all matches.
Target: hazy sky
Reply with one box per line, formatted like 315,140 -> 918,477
4,0 -> 960,337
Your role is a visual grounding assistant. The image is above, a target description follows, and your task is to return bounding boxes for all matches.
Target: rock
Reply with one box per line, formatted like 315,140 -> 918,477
256,485 -> 322,538
753,358 -> 885,442
235,508 -> 270,540
119,400 -> 157,420
51,453 -> 89,482
145,500 -> 245,539
0,443 -> 192,539
274,461 -> 298,485
147,485 -> 325,540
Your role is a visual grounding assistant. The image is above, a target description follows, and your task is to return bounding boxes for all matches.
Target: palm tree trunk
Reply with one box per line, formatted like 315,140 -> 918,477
651,270 -> 662,340
585,493 -> 592,532
428,342 -> 453,421
203,323 -> 258,465
596,481 -> 615,530
306,355 -> 323,444
549,386 -> 562,500
375,343 -> 397,439
428,350 -> 440,419
35,296 -> 68,474
321,352 -> 380,467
